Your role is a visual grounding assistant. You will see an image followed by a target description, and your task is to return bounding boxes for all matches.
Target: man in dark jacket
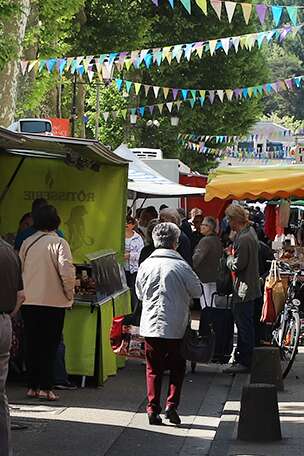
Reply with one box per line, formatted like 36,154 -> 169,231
224,205 -> 261,373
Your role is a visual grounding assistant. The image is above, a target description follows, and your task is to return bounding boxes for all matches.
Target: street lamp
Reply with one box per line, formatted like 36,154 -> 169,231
146,119 -> 160,128
130,114 -> 137,124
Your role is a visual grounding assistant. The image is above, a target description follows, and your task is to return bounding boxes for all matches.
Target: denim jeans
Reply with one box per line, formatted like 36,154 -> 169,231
0,314 -> 12,456
233,300 -> 255,368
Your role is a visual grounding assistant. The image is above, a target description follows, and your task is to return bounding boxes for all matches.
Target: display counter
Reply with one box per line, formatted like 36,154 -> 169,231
63,251 -> 131,386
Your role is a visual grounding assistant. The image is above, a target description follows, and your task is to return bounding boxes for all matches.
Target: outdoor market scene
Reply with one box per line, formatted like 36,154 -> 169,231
2,1 -> 304,455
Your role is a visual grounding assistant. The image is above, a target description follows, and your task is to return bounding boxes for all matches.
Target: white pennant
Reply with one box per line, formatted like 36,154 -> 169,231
153,86 -> 160,97
221,38 -> 230,55
217,90 -> 224,102
225,1 -> 237,23
166,102 -> 173,112
232,36 -> 240,52
209,40 -> 217,56
210,0 -> 222,20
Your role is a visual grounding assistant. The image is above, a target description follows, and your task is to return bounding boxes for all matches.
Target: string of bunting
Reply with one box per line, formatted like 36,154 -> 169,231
178,129 -> 293,143
102,73 -> 304,121
20,23 -> 302,78
178,137 -> 223,154
151,0 -> 303,27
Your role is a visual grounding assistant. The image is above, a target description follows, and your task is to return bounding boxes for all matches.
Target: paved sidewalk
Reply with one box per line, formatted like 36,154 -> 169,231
8,360 -> 233,456
210,348 -> 304,456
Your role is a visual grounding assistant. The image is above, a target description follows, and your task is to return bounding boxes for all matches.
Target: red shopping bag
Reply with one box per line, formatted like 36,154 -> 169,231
261,287 -> 276,323
110,316 -> 145,359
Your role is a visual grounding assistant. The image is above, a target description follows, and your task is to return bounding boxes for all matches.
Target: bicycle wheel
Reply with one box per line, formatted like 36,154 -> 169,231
279,311 -> 300,379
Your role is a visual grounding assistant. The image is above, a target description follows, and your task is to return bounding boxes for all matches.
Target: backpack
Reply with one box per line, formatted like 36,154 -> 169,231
216,254 -> 233,296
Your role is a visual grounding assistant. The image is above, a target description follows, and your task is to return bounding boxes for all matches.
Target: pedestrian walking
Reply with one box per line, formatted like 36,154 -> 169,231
0,237 -> 24,456
223,205 -> 261,373
136,222 -> 202,425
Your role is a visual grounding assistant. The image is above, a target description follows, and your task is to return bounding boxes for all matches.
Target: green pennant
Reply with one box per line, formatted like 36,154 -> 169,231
195,0 -> 207,15
180,0 -> 191,14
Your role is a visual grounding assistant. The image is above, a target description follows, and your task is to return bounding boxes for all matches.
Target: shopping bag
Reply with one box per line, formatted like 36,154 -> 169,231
110,315 -> 145,359
261,260 -> 286,323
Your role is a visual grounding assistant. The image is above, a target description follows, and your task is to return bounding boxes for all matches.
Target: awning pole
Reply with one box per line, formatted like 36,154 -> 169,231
0,157 -> 25,205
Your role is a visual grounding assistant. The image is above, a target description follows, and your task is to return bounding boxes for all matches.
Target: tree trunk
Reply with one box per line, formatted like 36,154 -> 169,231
0,0 -> 31,127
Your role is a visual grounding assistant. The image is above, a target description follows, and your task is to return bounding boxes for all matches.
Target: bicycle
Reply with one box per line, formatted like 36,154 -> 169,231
272,265 -> 301,379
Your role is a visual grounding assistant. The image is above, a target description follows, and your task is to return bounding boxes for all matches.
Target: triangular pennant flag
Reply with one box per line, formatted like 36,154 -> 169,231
103,112 -> 109,122
209,40 -> 217,56
208,90 -> 215,104
190,89 -> 197,99
83,56 -> 94,72
138,107 -> 145,117
196,43 -> 204,59
168,0 -> 174,7
172,44 -> 182,60
294,76 -> 303,88
225,89 -> 234,100
195,0 -> 207,15
38,60 -> 46,73
241,3 -> 252,25
130,50 -> 139,63
162,46 -> 171,62
134,82 -> 142,95
152,0 -> 159,5
175,100 -> 182,111
210,0 -> 222,20
121,109 -> 127,120
20,60 -> 28,75
166,102 -> 173,112
179,0 -> 191,14
45,59 -> 56,73
163,87 -> 170,99
189,99 -> 196,108
181,89 -> 188,99
173,88 -> 179,100
286,6 -> 298,26
115,79 -> 123,91
139,49 -> 149,64
272,5 -> 283,27
148,105 -> 154,114
124,59 -> 132,71
144,84 -> 150,96
184,43 -> 193,61
256,4 -> 268,25
225,1 -> 237,23
221,38 -> 230,55
285,78 -> 293,90
144,53 -> 153,68
157,104 -> 164,114
232,36 -> 240,52
66,57 -> 74,72
257,32 -> 265,48
59,59 -> 67,75
217,90 -> 224,102
126,80 -> 133,93
199,90 -> 206,98
247,87 -> 254,97
153,86 -> 160,98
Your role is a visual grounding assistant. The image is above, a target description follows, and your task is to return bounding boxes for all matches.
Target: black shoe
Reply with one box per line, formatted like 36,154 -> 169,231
148,412 -> 163,425
165,408 -> 181,425
54,382 -> 77,390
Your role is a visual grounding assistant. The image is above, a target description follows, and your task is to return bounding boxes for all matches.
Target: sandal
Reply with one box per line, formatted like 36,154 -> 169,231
26,389 -> 39,398
38,390 -> 59,401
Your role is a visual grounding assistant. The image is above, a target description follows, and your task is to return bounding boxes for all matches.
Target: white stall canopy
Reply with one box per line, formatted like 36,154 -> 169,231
114,144 -> 205,199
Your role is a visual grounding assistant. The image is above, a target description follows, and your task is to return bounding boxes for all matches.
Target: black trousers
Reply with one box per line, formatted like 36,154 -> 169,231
125,271 -> 138,312
22,306 -> 65,390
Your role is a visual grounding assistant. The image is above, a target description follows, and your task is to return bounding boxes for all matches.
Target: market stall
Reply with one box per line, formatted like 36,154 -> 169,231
205,165 -> 304,202
0,128 -> 131,385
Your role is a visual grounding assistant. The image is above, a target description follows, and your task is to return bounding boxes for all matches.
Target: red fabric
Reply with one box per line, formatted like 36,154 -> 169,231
261,287 -> 276,323
264,205 -> 276,241
110,316 -> 145,359
145,338 -> 186,414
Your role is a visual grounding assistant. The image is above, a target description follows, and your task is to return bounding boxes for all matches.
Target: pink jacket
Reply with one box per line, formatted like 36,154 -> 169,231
19,231 -> 75,308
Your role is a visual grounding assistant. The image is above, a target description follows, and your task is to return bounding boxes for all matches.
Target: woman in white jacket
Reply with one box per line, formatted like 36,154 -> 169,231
136,222 -> 202,426
19,205 -> 75,401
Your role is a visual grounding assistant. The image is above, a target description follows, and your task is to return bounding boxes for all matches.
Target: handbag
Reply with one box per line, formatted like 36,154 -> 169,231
261,260 -> 286,323
181,324 -> 216,363
110,315 -> 145,359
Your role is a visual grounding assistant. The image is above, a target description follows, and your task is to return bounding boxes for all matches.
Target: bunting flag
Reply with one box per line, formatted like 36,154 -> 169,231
101,73 -> 304,122
151,0 -> 304,27
109,72 -> 304,104
21,24 -> 303,79
178,129 -> 293,144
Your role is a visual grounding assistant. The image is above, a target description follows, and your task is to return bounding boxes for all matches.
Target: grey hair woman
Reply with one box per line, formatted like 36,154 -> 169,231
152,222 -> 180,249
135,222 -> 202,426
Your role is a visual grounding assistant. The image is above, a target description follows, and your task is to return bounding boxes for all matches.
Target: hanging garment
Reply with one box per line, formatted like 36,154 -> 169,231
264,205 -> 276,241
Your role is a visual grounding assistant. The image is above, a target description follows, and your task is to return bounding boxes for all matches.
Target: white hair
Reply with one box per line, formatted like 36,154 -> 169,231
152,222 -> 181,249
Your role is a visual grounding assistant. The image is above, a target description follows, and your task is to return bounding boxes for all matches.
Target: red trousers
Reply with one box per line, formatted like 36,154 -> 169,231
144,337 -> 186,414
